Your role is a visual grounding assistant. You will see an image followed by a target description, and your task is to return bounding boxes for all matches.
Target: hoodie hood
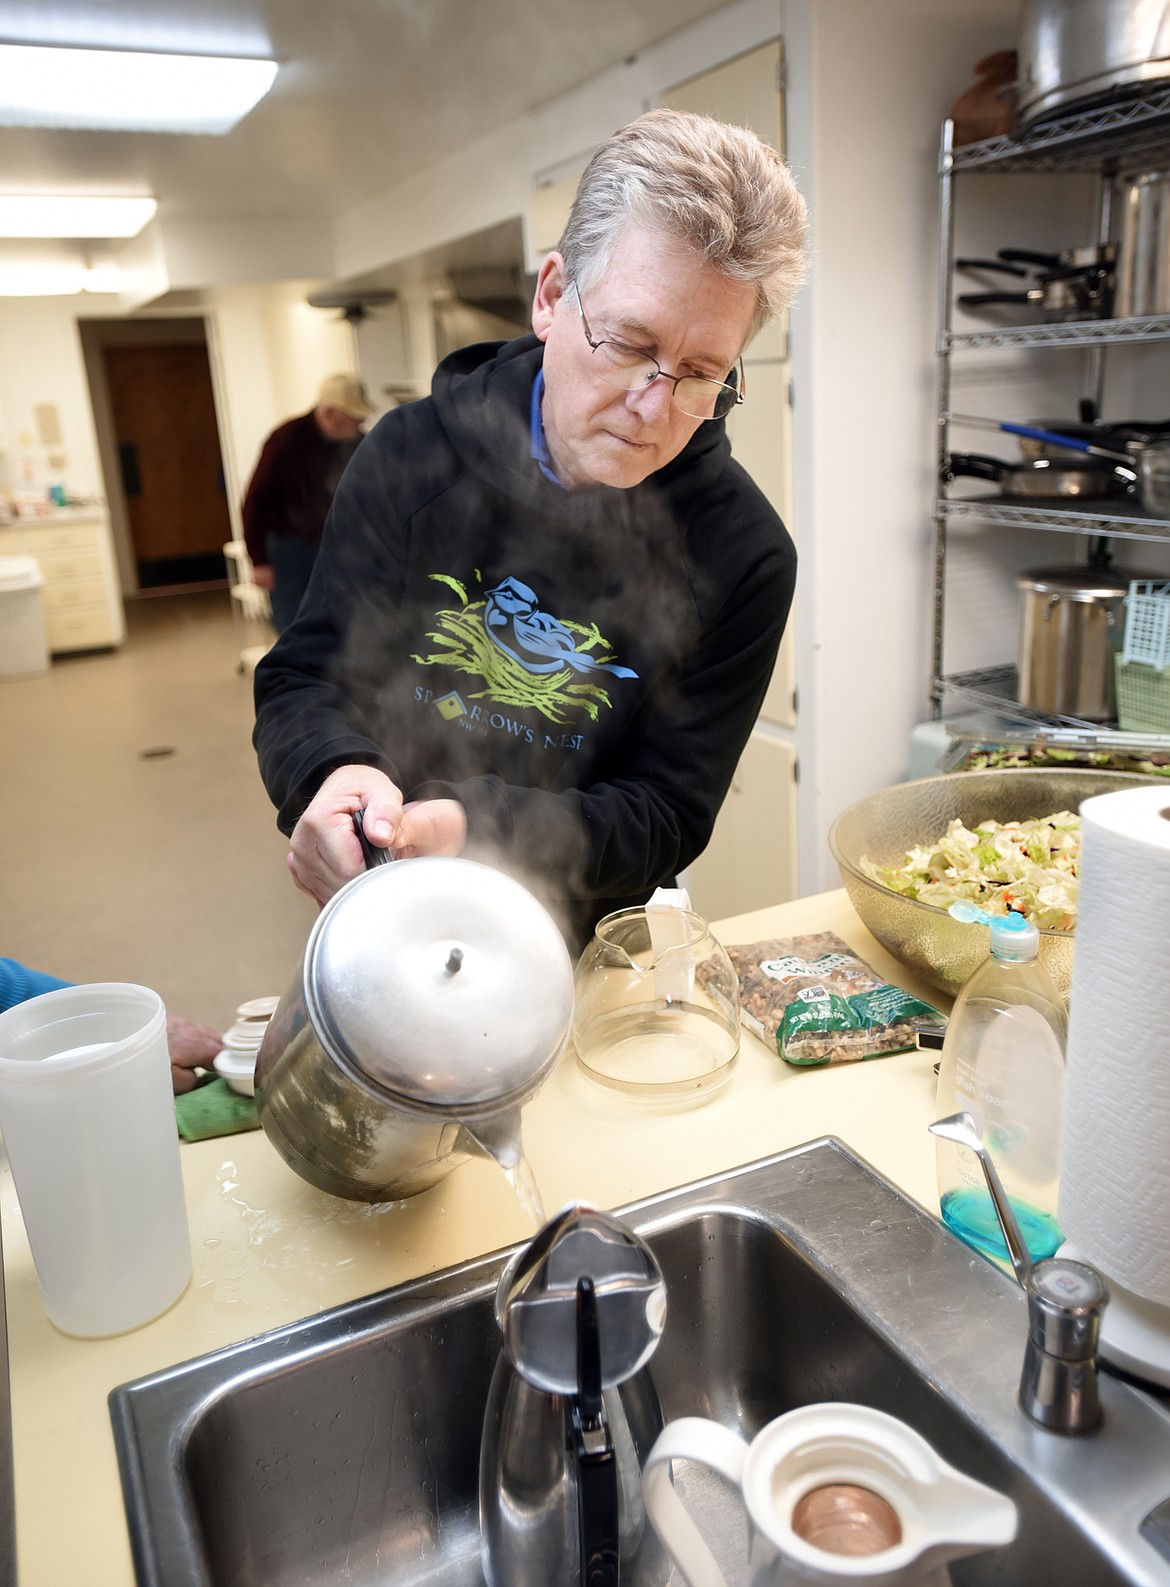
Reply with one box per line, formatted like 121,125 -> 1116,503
431,334 -> 734,516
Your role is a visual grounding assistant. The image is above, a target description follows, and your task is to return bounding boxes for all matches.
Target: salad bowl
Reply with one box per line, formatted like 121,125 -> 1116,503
828,767 -> 1157,1001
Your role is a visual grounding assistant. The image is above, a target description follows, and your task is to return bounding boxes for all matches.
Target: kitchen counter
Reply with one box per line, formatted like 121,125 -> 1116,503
1,888 -> 948,1586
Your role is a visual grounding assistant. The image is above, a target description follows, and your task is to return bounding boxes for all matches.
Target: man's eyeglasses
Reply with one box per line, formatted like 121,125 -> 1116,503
572,282 -> 745,422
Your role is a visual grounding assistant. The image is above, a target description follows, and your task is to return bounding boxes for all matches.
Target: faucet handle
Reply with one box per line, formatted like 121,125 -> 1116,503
496,1202 -> 666,1396
1027,1260 -> 1110,1362
1020,1258 -> 1110,1434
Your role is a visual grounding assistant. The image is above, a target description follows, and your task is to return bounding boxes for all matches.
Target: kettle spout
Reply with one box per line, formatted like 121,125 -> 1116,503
462,1108 -> 524,1170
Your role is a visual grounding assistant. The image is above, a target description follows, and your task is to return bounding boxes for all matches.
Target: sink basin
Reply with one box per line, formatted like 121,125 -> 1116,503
110,1138 -> 1170,1586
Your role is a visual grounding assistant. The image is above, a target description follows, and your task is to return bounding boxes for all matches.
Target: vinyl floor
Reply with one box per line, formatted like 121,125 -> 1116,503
0,590 -> 317,1033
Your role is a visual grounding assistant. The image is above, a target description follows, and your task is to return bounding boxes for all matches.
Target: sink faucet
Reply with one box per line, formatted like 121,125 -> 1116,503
929,1111 -> 1110,1435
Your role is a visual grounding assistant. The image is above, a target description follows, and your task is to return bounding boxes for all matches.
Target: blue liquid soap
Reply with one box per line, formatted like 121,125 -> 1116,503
941,1186 -> 1064,1264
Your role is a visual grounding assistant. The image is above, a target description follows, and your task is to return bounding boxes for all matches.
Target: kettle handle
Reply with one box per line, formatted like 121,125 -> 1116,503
642,1418 -> 749,1587
352,807 -> 395,869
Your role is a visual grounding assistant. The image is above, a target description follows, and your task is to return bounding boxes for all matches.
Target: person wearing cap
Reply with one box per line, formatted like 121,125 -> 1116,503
254,110 -> 808,949
242,373 -> 376,634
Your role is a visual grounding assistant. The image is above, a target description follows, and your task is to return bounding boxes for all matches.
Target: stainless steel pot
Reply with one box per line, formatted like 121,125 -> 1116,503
254,854 -> 574,1202
1114,168 -> 1170,318
1016,0 -> 1170,131
1016,563 -> 1159,720
957,245 -> 1115,322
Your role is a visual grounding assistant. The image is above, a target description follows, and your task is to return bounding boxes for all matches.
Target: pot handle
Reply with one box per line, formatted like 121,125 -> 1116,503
958,291 -> 1032,307
955,257 -> 1029,277
352,807 -> 395,869
997,246 -> 1061,269
944,452 -> 1005,482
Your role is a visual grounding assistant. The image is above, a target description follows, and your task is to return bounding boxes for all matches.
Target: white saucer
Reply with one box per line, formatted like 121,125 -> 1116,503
212,1048 -> 257,1097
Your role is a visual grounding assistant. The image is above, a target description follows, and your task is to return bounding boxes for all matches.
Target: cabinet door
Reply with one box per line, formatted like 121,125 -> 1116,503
684,729 -> 798,922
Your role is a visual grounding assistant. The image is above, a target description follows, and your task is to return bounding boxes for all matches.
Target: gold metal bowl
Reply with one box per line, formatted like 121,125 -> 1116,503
828,767 -> 1158,1001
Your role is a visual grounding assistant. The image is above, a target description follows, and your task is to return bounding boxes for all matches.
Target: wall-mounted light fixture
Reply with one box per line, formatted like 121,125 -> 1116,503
0,196 -> 158,238
0,42 -> 278,134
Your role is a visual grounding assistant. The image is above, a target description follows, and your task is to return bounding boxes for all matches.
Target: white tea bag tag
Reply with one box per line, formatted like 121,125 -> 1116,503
646,887 -> 694,1000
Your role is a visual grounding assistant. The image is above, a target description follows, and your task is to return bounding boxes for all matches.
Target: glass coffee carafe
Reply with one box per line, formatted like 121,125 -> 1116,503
571,901 -> 740,1103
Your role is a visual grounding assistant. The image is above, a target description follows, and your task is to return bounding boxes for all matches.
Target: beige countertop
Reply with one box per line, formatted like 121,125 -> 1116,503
1,888 -> 949,1586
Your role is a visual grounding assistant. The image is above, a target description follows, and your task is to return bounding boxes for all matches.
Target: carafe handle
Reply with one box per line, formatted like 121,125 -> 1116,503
642,1417 -> 749,1587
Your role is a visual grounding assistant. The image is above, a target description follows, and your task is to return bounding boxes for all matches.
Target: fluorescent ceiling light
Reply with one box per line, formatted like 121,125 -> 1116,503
0,195 -> 157,238
0,262 -> 123,296
0,43 -> 278,134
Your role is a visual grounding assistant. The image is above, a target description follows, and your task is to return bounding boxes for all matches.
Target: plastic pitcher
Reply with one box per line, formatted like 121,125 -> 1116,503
0,983 -> 191,1336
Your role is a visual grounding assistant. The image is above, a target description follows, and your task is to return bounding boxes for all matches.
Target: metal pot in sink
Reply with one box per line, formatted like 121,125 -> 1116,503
944,451 -> 1137,501
254,821 -> 574,1203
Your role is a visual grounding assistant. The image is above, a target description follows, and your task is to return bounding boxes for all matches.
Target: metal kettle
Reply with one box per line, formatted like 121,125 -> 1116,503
254,819 -> 574,1202
479,1203 -> 670,1587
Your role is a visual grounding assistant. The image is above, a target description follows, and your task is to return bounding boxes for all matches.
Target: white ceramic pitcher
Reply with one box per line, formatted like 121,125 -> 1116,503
641,1403 -> 1017,1587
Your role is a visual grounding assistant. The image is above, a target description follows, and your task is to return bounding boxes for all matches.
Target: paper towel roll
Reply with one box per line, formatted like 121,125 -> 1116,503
1059,784 -> 1170,1305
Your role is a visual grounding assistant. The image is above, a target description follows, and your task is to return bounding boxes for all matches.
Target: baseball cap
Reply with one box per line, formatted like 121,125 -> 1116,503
316,372 -> 376,419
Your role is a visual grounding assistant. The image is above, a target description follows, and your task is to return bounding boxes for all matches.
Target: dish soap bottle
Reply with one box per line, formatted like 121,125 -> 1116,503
935,903 -> 1067,1262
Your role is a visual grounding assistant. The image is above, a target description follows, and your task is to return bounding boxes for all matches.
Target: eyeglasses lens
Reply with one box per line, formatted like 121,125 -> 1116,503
592,345 -> 736,420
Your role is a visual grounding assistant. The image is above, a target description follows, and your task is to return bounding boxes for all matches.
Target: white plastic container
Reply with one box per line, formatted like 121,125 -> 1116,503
0,554 -> 48,678
0,983 -> 192,1336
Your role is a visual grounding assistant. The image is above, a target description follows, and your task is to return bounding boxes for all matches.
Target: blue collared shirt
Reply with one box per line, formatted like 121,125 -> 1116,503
529,369 -> 565,488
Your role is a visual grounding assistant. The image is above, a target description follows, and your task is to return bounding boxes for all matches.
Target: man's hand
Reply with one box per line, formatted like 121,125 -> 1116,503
250,564 -> 276,590
287,765 -> 406,905
167,1013 -> 223,1095
287,769 -> 469,905
395,797 -> 468,859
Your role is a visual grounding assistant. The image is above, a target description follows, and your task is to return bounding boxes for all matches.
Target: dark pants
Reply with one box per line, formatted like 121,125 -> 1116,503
265,534 -> 320,635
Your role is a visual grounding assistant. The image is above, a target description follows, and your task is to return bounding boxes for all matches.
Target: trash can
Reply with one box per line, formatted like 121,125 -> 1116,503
0,555 -> 49,678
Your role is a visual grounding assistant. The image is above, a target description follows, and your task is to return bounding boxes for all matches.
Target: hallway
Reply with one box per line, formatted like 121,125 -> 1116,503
0,592 -> 317,1032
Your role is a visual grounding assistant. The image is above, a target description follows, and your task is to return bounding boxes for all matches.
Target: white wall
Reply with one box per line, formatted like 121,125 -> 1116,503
0,296 -> 111,500
333,0 -> 784,284
781,0 -> 1022,892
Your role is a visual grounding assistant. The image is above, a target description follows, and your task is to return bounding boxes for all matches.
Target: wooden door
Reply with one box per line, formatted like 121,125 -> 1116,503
103,341 -> 232,587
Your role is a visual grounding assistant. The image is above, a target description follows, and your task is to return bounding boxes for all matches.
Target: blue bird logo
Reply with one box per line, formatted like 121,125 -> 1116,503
484,577 -> 638,679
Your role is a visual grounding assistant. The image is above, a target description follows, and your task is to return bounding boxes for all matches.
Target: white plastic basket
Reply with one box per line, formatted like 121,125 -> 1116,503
1123,580 -> 1170,669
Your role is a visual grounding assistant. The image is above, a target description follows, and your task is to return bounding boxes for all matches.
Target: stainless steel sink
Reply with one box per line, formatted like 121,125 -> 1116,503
110,1138 -> 1170,1586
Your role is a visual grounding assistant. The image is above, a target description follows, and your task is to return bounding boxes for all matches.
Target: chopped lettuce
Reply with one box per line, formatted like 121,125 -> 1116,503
860,810 -> 1081,931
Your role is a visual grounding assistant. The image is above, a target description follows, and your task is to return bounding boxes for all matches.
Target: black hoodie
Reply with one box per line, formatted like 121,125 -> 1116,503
253,335 -> 796,945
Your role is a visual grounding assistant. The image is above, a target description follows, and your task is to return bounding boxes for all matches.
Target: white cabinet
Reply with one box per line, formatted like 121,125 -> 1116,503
684,728 -> 798,922
0,509 -> 123,652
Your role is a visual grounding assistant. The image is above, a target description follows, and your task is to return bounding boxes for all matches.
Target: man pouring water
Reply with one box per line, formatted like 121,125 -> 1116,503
253,108 -> 809,948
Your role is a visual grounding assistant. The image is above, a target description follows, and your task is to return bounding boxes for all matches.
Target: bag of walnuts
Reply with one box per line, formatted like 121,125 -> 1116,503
725,931 -> 945,1066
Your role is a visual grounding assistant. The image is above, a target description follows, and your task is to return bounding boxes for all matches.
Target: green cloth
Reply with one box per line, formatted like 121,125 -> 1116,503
175,1077 -> 261,1142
